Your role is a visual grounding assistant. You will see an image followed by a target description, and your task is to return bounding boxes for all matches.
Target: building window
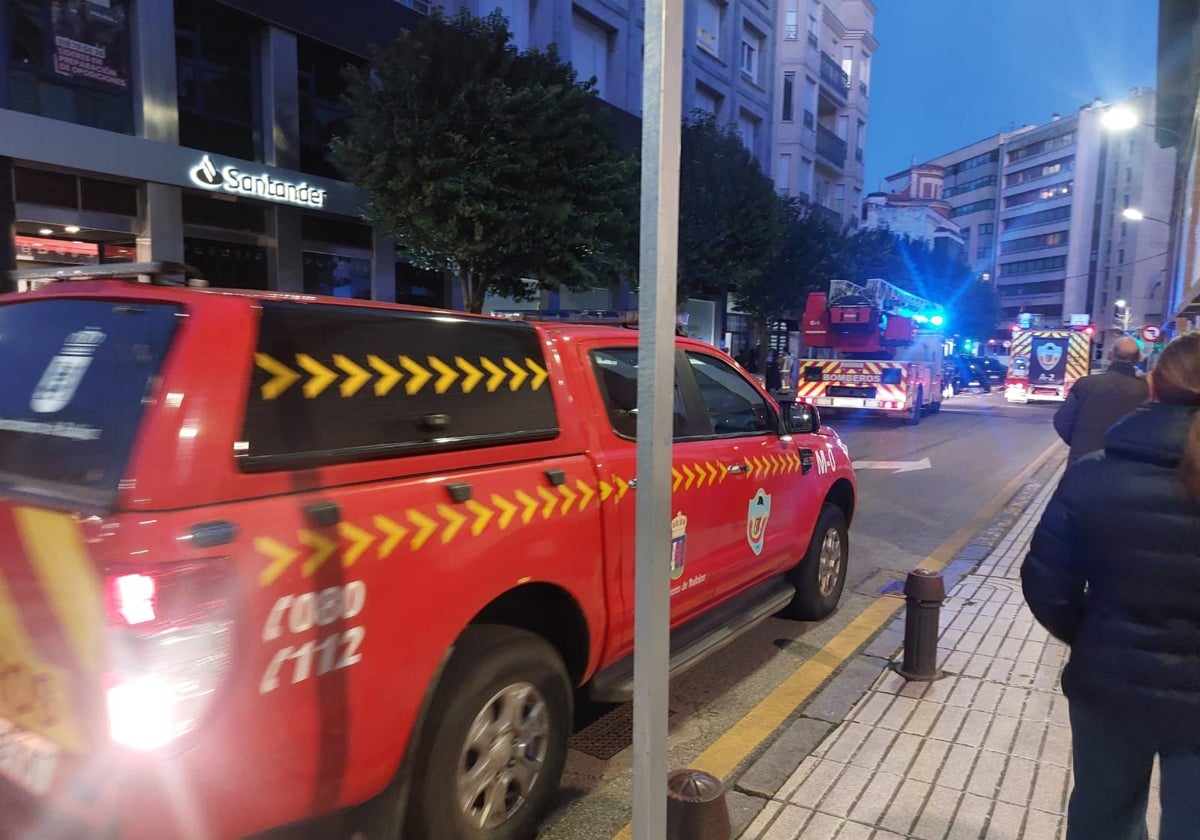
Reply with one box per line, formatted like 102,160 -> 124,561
175,0 -> 261,161
740,27 -> 761,81
841,45 -> 853,81
775,153 -> 792,195
697,0 -> 721,54
782,72 -> 795,122
856,120 -> 865,162
807,14 -> 818,47
298,38 -> 362,179
695,83 -> 721,118
489,0 -> 530,49
303,253 -> 372,299
572,12 -> 611,97
738,111 -> 760,155
784,0 -> 798,39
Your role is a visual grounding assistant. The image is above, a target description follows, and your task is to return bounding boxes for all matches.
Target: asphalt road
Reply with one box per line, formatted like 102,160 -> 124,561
536,390 -> 1063,839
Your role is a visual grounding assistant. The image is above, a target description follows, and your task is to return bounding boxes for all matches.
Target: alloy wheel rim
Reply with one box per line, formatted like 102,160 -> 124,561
817,528 -> 843,596
457,681 -> 550,829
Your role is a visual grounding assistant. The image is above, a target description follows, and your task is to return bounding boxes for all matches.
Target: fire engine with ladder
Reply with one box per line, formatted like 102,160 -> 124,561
796,278 -> 946,425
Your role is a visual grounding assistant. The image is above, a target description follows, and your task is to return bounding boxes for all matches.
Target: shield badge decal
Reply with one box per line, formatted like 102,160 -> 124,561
1036,342 -> 1062,371
746,489 -> 772,556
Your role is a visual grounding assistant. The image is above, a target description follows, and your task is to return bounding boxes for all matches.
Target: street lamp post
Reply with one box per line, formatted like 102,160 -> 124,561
1114,299 -> 1132,335
1122,207 -> 1171,226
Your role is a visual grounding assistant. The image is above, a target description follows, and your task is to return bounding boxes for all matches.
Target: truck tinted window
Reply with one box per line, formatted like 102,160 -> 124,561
240,302 -> 559,469
686,352 -> 775,436
590,348 -> 693,439
0,299 -> 183,507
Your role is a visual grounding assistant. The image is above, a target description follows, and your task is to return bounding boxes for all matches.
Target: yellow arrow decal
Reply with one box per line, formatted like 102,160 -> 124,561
526,358 -> 548,390
682,463 -> 695,491
598,481 -> 614,502
481,357 -> 507,392
718,462 -> 729,483
256,537 -> 299,587
466,499 -> 494,536
399,355 -> 433,395
374,515 -> 409,558
503,357 -> 528,391
367,355 -> 403,396
515,490 -> 539,525
692,462 -> 707,488
429,356 -> 460,394
334,355 -> 372,398
337,521 -> 376,567
706,462 -> 719,485
491,494 -> 518,530
575,480 -> 595,512
557,483 -> 578,515
457,356 -> 484,393
255,353 -> 301,400
536,486 -> 558,519
296,354 -> 338,399
615,475 -> 630,502
437,503 -> 467,543
672,467 -> 682,492
300,529 -> 338,576
407,509 -> 438,551
752,457 -> 765,479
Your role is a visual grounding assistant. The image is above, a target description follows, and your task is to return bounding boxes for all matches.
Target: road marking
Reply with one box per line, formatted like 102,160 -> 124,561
852,457 -> 932,473
610,439 -> 1062,840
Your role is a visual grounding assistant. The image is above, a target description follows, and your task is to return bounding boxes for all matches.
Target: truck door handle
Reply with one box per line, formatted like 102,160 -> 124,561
726,463 -> 750,474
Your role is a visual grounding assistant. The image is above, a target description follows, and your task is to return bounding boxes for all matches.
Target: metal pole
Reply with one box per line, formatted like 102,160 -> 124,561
632,0 -> 682,833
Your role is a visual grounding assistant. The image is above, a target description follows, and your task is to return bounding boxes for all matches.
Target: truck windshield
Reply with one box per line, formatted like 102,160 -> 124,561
0,298 -> 183,508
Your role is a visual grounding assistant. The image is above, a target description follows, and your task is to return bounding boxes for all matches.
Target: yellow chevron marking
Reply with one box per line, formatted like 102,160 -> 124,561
576,479 -> 595,511
515,490 -> 540,524
706,462 -> 719,485
504,357 -> 528,391
682,463 -> 696,490
407,509 -> 438,551
300,530 -> 338,576
367,354 -> 402,396
456,356 -> 484,393
718,462 -> 729,483
296,354 -> 338,399
558,483 -> 578,515
615,475 -> 630,502
526,358 -> 548,390
399,356 -> 433,395
537,486 -> 559,519
255,353 -> 301,399
334,355 -> 372,397
598,480 -> 614,502
693,462 -> 707,488
770,456 -> 781,477
466,499 -> 494,536
437,504 -> 467,543
481,357 -> 507,392
374,515 -> 409,558
429,355 -> 460,394
337,522 -> 376,567
746,459 -> 757,479
672,467 -> 682,492
256,537 -> 300,586
491,494 -> 518,530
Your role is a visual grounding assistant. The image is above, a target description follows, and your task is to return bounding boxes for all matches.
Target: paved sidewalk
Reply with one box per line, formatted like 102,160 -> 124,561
736,460 -> 1162,840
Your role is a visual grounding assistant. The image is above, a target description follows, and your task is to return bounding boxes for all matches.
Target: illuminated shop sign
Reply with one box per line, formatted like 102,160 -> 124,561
188,155 -> 327,209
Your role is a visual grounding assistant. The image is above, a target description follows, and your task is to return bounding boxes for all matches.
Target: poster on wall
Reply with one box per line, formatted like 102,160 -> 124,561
50,0 -> 130,91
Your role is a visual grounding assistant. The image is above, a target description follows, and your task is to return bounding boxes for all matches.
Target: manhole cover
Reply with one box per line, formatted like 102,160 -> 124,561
568,704 -> 675,761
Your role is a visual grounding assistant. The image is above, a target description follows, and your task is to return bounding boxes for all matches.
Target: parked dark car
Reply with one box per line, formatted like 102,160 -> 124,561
946,356 -> 992,393
975,356 -> 1007,387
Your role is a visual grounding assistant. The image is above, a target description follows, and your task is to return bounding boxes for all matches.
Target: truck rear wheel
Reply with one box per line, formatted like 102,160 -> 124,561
906,387 -> 923,426
781,504 -> 848,620
403,625 -> 571,840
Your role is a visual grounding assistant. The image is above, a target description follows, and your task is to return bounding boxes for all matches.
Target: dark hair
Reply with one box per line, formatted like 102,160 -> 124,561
1151,331 -> 1200,501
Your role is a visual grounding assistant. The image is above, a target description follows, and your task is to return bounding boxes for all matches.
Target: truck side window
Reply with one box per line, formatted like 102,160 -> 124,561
685,352 -> 774,436
591,348 -> 689,440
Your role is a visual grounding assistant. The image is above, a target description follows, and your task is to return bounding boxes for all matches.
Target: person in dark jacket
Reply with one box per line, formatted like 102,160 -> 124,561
1022,330 -> 1200,840
1052,336 -> 1148,462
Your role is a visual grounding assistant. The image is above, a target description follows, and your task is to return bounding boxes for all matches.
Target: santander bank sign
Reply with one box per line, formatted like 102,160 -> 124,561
188,155 -> 327,209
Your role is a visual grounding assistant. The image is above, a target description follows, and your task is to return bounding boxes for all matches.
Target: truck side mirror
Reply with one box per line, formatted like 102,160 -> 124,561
788,403 -> 821,434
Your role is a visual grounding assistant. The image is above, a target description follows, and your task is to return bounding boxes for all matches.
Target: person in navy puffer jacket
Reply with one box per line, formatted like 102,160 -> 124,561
1023,330 -> 1200,840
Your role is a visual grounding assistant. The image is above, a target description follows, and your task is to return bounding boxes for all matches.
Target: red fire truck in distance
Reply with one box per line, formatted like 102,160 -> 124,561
1003,325 -> 1094,403
796,278 -> 946,426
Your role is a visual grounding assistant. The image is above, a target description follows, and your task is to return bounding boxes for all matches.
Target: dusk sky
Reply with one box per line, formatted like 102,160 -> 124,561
865,0 -> 1161,192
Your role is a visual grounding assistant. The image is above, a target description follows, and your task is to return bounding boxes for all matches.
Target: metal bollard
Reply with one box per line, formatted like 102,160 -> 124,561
896,568 -> 946,681
666,768 -> 730,840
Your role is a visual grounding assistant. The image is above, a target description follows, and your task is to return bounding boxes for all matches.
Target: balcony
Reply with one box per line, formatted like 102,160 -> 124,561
819,52 -> 850,100
816,125 -> 847,168
812,204 -> 843,227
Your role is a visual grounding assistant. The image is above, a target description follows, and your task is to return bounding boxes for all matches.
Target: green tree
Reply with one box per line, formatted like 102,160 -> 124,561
676,112 -> 782,306
731,198 -> 844,364
333,10 -> 638,313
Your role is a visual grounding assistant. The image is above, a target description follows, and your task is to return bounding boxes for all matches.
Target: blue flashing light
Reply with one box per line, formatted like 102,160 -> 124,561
930,314 -> 945,327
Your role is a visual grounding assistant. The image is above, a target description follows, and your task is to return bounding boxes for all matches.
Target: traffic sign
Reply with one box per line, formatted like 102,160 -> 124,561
1141,324 -> 1162,342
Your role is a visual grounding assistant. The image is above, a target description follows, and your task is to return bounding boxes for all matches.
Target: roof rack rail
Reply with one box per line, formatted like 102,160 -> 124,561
492,309 -> 639,325
8,261 -> 209,288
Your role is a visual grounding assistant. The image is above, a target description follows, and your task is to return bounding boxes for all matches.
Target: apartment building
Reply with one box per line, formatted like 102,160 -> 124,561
772,0 -> 875,230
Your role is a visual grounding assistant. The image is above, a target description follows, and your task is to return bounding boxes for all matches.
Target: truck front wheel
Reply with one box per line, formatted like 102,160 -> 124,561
781,504 -> 848,620
404,625 -> 572,840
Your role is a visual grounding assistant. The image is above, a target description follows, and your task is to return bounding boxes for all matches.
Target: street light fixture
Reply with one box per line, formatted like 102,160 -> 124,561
1114,299 -> 1132,335
1101,105 -> 1184,143
1122,207 -> 1171,225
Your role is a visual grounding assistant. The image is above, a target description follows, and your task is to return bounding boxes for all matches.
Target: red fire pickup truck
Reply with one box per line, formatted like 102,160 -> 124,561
0,263 -> 856,840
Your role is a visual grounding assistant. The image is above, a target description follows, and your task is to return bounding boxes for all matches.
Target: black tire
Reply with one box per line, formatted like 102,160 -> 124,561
402,625 -> 572,840
928,397 -> 941,414
781,504 -> 849,620
906,387 -> 923,426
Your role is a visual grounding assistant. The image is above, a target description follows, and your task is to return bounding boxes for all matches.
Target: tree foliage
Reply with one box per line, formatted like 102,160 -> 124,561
676,112 -> 783,305
332,10 -> 638,312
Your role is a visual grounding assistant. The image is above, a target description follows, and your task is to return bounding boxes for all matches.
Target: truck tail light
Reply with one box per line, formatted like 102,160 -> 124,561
104,560 -> 235,752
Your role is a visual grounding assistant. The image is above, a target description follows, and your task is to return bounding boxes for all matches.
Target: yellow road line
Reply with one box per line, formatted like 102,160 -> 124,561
612,440 -> 1062,839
